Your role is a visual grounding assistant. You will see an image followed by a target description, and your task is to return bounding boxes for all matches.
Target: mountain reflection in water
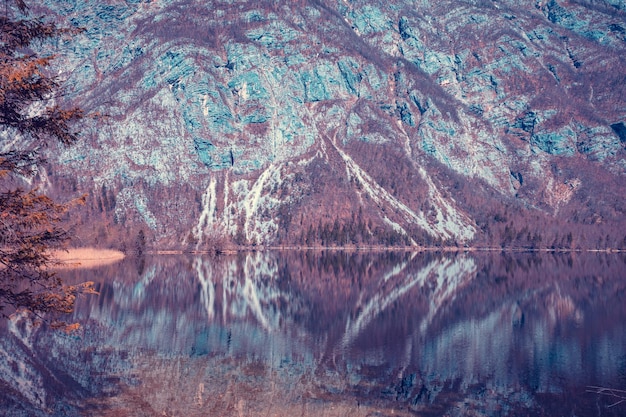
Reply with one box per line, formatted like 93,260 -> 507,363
1,251 -> 626,416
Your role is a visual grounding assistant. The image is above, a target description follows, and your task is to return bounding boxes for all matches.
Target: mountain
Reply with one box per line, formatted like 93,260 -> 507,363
34,0 -> 626,250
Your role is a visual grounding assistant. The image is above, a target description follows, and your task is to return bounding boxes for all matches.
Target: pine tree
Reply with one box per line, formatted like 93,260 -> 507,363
0,1 -> 92,321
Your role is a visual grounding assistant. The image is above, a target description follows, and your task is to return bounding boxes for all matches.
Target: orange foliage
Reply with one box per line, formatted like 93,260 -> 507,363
0,3 -> 89,320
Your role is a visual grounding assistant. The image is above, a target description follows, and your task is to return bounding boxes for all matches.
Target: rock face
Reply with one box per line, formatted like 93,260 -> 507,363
34,0 -> 626,249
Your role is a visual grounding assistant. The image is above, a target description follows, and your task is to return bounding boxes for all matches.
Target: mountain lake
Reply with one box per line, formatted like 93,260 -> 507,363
1,251 -> 625,416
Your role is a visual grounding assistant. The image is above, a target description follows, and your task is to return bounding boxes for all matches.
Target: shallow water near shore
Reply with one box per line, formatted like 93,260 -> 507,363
1,251 -> 626,416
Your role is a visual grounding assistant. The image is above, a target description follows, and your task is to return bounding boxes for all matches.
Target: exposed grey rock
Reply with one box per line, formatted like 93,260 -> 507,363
29,0 -> 625,249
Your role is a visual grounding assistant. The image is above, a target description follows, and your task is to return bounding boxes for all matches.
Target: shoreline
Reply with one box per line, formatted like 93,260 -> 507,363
50,248 -> 126,269
150,246 -> 625,255
50,245 -> 624,267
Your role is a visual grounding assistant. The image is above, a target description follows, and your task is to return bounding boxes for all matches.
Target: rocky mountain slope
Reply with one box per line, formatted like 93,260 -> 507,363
34,0 -> 626,249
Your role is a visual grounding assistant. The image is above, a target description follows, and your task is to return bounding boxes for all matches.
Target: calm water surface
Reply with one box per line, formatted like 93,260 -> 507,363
1,251 -> 625,416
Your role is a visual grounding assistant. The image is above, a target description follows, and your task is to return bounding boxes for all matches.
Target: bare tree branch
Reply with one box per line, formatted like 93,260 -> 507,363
587,386 -> 626,408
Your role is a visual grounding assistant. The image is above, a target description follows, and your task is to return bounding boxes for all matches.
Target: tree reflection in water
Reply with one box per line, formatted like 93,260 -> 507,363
1,251 -> 625,416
